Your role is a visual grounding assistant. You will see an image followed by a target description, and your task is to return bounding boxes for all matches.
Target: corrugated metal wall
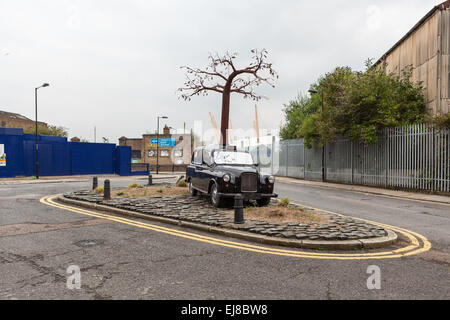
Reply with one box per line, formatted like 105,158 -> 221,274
440,8 -> 450,112
381,7 -> 450,114
0,127 -> 135,178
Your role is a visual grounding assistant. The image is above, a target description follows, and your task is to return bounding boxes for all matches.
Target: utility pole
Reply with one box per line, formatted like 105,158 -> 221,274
156,116 -> 168,174
34,83 -> 49,179
308,89 -> 326,182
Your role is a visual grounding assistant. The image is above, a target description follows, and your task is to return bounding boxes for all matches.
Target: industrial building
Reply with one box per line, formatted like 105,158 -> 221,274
377,0 -> 450,115
119,125 -> 192,172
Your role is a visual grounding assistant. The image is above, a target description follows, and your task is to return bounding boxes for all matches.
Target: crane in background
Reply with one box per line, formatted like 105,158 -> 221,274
210,105 -> 260,147
228,120 -> 234,145
254,105 -> 260,144
209,112 -> 221,144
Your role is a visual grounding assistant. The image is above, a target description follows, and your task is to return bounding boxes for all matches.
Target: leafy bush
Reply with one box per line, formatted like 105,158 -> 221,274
23,124 -> 68,137
431,113 -> 450,130
280,94 -> 318,140
117,192 -> 124,196
281,60 -> 427,146
176,179 -> 188,188
278,197 -> 290,207
94,186 -> 104,194
128,183 -> 139,189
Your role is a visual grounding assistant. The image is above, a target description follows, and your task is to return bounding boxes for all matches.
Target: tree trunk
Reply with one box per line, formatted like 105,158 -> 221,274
220,80 -> 233,148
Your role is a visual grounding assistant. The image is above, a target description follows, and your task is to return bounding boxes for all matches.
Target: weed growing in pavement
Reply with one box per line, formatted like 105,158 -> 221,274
94,186 -> 104,194
176,179 -> 188,188
278,197 -> 290,207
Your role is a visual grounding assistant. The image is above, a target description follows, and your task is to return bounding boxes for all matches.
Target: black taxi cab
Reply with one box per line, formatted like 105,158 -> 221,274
185,146 -> 277,207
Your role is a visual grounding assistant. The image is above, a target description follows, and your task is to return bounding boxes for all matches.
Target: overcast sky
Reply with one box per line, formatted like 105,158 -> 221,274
0,0 -> 441,143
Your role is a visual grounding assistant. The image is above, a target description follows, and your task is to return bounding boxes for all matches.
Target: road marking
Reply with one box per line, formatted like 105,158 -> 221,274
41,195 -> 432,260
277,180 -> 450,207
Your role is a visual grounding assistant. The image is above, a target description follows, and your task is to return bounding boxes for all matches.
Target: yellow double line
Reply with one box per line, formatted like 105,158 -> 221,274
41,195 -> 431,260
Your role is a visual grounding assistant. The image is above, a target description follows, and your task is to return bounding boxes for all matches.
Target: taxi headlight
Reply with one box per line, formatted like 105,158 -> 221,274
223,174 -> 231,182
268,176 -> 275,184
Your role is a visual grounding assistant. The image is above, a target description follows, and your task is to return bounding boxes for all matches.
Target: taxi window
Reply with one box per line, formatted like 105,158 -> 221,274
193,149 -> 203,165
203,149 -> 213,165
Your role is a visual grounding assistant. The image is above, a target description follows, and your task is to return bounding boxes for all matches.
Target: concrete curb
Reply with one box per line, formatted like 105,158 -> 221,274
57,196 -> 398,250
276,177 -> 450,205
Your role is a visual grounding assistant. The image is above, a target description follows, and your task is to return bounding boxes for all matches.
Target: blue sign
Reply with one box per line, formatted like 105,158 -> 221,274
151,138 -> 158,144
159,138 -> 176,147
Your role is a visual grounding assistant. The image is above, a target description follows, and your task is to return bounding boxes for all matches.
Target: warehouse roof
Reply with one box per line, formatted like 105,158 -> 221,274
376,0 -> 450,65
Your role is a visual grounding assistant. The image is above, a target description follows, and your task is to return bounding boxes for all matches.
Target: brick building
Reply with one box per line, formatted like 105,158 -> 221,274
0,110 -> 46,130
119,125 -> 192,171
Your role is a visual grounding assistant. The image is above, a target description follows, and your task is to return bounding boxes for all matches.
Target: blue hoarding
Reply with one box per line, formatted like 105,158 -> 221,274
0,127 -> 143,178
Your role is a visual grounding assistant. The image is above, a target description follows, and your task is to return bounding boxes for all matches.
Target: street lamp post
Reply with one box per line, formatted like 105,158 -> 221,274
308,89 -> 325,182
35,83 -> 49,179
156,116 -> 168,174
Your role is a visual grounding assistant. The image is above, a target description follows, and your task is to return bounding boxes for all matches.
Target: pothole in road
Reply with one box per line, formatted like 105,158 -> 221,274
74,239 -> 105,248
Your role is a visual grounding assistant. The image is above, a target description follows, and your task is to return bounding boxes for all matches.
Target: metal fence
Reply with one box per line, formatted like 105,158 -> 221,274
249,124 -> 450,193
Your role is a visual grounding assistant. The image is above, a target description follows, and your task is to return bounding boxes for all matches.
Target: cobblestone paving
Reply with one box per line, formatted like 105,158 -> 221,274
63,190 -> 388,241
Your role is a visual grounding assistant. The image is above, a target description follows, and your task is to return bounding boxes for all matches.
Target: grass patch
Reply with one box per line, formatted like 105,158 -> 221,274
128,183 -> 141,189
243,205 -> 329,224
93,186 -> 104,194
278,197 -> 290,207
176,179 -> 188,188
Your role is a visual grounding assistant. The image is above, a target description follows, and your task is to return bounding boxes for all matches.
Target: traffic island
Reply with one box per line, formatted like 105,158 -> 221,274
59,189 -> 397,250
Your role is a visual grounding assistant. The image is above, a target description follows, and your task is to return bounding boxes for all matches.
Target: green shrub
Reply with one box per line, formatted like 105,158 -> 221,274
176,179 -> 188,188
128,183 -> 139,189
117,192 -> 124,196
94,186 -> 104,194
432,113 -> 450,130
281,60 -> 427,146
157,188 -> 163,193
278,197 -> 290,207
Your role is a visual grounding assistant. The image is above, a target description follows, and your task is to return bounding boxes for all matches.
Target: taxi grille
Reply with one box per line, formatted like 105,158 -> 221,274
240,173 -> 257,192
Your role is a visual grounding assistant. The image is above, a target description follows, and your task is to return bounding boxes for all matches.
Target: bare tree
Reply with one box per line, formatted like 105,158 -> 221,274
178,49 -> 278,147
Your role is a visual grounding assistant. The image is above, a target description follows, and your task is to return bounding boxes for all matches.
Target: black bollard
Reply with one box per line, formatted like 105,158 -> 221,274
234,194 -> 245,224
147,174 -> 153,186
92,176 -> 98,190
103,179 -> 111,200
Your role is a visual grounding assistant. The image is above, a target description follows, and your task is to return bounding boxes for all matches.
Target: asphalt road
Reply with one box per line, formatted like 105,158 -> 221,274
0,178 -> 448,300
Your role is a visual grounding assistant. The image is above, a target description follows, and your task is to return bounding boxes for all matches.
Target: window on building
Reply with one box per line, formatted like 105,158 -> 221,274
174,149 -> 183,157
131,150 -> 141,159
160,149 -> 169,157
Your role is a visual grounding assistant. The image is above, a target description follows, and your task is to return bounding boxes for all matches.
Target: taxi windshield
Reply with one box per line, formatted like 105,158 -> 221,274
213,151 -> 255,165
